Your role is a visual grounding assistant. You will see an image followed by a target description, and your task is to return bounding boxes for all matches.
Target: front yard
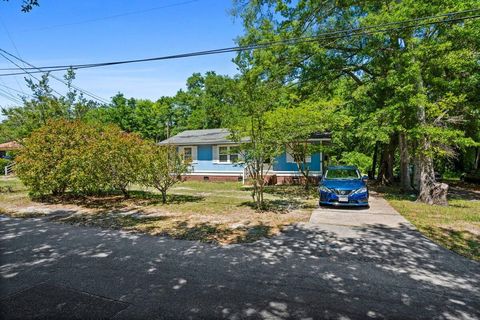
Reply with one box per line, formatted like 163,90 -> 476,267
375,182 -> 480,261
0,177 -> 316,244
1,176 -> 479,259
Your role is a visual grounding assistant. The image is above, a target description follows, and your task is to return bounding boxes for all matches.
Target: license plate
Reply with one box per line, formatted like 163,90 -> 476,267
338,195 -> 349,203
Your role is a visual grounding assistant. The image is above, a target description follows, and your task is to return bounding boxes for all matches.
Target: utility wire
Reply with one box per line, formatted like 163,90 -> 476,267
0,88 -> 23,104
0,49 -> 109,104
0,92 -> 21,104
0,8 -> 479,77
0,83 -> 32,97
20,0 -> 200,32
0,14 -> 27,96
0,51 -> 66,99
0,86 -> 22,101
1,8 -> 479,73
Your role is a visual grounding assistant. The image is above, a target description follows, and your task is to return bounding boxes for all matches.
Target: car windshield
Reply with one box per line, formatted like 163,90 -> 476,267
325,168 -> 359,180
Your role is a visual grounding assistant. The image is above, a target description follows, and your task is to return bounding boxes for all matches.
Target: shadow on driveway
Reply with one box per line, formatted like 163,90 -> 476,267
0,216 -> 479,319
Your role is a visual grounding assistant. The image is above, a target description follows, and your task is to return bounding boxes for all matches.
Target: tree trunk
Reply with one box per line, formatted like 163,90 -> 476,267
415,69 -> 448,205
250,159 -> 264,210
377,135 -> 396,185
295,160 -> 310,190
416,145 -> 448,205
475,147 -> 480,171
399,132 -> 413,192
412,154 -> 421,191
370,141 -> 379,179
161,190 -> 167,204
121,187 -> 129,198
256,160 -> 262,210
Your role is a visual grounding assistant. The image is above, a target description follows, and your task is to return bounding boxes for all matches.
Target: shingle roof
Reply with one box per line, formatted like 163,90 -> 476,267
158,129 -> 332,146
159,129 -> 238,145
0,141 -> 21,151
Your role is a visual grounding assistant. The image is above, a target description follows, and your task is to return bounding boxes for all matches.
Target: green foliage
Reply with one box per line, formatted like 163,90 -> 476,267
2,0 -> 39,12
4,0 -> 479,203
84,72 -> 238,142
233,0 -> 480,200
265,99 -> 338,187
331,152 -> 372,175
15,119 -> 145,197
139,144 -> 190,203
0,158 -> 11,169
89,126 -> 145,195
229,76 -> 285,209
0,72 -> 98,142
16,120 -> 96,196
175,72 -> 238,130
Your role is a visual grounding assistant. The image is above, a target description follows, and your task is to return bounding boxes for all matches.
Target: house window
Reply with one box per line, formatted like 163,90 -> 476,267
183,147 -> 193,162
286,146 -> 311,163
293,152 -> 305,163
230,146 -> 239,163
180,146 -> 196,163
219,146 -> 229,163
218,145 -> 240,163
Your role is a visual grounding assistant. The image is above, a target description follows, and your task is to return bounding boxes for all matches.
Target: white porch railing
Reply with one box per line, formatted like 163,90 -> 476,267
242,164 -> 273,185
4,162 -> 14,176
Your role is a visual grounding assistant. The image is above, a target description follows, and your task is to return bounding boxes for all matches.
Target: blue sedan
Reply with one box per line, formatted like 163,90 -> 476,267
318,166 -> 369,207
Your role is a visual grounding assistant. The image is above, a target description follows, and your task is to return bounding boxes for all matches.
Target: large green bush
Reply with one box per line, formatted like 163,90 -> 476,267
90,126 -> 145,196
16,119 -> 145,196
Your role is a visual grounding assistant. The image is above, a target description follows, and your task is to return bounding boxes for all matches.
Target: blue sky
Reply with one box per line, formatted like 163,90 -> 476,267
0,0 -> 244,108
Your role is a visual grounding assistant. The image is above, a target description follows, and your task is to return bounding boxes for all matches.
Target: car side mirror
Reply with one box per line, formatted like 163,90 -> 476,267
362,175 -> 368,182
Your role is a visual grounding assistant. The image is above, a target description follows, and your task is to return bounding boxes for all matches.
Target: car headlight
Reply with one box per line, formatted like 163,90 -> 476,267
352,187 -> 368,194
319,185 -> 333,193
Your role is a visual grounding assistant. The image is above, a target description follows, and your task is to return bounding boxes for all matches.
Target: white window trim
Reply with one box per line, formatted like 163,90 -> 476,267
178,146 -> 197,163
286,146 -> 311,164
213,145 -> 241,164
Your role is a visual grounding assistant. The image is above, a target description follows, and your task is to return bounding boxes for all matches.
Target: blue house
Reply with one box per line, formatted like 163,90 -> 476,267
159,128 -> 330,183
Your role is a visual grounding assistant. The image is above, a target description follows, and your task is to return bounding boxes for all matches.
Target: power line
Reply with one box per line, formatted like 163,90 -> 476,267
0,86 -> 22,101
0,92 -> 21,104
0,49 -> 109,104
0,83 -> 31,97
0,51 -> 65,98
2,7 -> 479,73
20,0 -> 200,32
0,8 -> 478,77
0,13 -> 28,96
0,88 -> 23,104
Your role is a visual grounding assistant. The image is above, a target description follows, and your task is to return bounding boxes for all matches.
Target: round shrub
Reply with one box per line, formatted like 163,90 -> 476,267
16,119 -> 145,197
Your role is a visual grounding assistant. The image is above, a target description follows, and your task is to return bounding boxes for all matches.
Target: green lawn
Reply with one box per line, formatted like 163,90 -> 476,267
377,184 -> 480,261
0,177 -> 316,244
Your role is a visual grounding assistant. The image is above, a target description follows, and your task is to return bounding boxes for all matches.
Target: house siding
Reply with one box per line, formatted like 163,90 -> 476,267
273,151 -> 322,174
162,128 -> 329,183
180,144 -> 322,176
191,145 -> 245,174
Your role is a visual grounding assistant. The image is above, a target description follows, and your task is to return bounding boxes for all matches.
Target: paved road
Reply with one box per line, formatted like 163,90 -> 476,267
0,197 -> 479,319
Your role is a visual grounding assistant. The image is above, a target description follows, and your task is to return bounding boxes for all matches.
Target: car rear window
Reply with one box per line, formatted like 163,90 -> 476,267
325,169 -> 359,179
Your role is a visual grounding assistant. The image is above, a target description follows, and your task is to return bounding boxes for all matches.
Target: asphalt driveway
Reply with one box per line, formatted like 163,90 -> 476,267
1,198 -> 479,319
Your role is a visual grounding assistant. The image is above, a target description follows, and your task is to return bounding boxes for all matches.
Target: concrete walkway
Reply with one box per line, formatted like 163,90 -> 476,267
309,192 -> 412,229
1,200 -> 479,319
